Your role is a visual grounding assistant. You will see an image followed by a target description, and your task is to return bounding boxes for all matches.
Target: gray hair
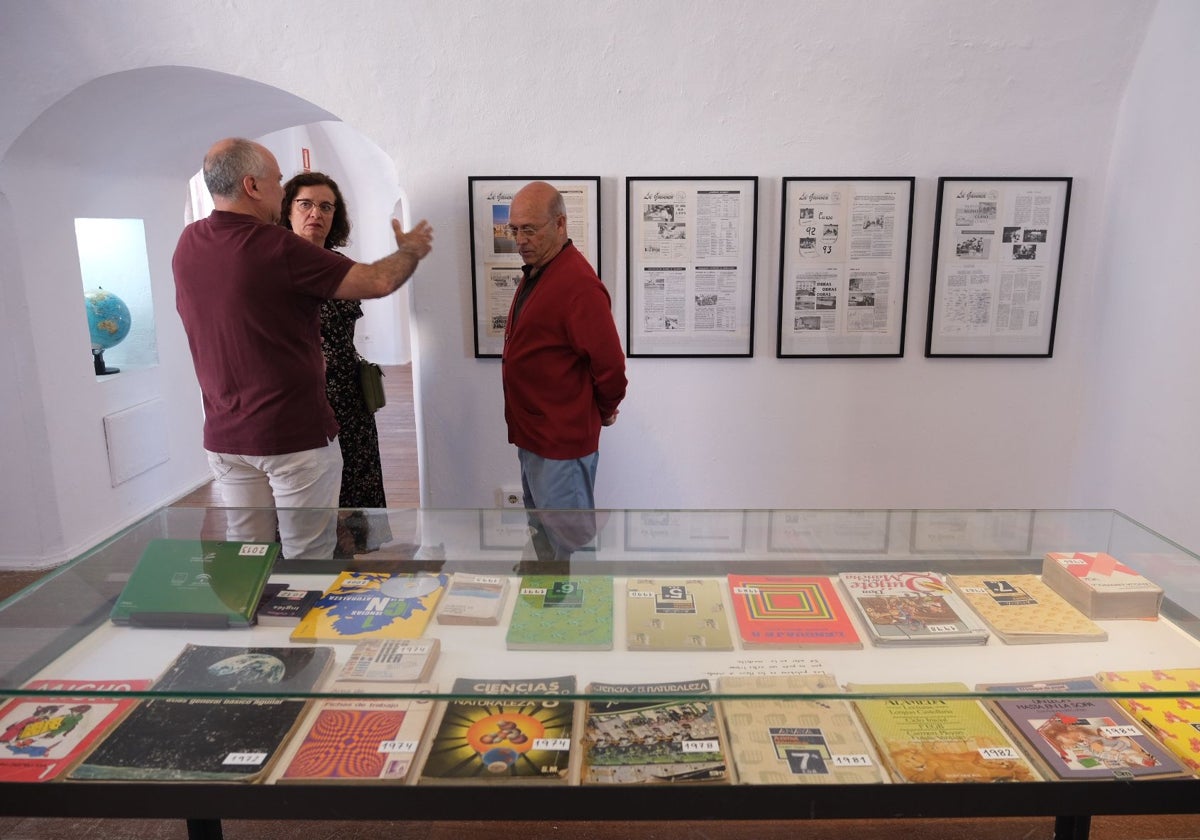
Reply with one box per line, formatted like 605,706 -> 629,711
203,138 -> 267,199
548,190 -> 566,221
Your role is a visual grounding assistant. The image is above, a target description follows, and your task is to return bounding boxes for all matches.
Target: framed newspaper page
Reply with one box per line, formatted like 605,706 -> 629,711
626,176 -> 758,357
467,176 -> 601,358
777,177 -> 915,357
925,176 -> 1071,357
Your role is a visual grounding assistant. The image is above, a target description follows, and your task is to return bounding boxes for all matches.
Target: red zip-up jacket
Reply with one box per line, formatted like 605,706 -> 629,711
502,241 -> 627,459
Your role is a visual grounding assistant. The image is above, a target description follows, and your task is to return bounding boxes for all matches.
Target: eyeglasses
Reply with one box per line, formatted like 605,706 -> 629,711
293,198 -> 337,215
504,218 -> 554,238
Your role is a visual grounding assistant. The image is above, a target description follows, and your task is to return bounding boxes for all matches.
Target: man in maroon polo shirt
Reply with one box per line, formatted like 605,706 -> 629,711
174,138 -> 433,558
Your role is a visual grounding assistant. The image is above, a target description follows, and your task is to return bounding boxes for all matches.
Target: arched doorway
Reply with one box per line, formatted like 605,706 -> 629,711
0,66 -> 420,567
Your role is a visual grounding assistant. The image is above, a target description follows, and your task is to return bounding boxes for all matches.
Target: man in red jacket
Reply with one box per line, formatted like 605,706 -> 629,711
501,181 -> 627,561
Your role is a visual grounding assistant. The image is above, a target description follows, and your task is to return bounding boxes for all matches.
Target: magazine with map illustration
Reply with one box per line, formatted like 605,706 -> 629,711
291,571 -> 447,644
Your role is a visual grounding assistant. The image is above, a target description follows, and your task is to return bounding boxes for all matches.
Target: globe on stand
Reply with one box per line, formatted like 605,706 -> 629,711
84,288 -> 132,375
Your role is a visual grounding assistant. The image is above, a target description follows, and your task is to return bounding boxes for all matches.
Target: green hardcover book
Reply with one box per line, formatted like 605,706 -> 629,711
504,576 -> 613,650
110,539 -> 279,628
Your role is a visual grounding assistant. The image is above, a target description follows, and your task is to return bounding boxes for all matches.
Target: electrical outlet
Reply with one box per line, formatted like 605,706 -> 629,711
499,485 -> 525,509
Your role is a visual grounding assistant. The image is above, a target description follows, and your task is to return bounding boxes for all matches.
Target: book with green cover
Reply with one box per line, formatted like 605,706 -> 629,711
505,576 -> 613,650
110,539 -> 279,628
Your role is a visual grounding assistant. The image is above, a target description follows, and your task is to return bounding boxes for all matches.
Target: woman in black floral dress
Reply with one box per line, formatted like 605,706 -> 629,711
281,173 -> 387,521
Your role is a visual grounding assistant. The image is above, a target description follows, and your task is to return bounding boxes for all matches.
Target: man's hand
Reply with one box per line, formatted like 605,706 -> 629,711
394,218 -> 433,258
601,409 -> 619,427
335,219 -> 435,300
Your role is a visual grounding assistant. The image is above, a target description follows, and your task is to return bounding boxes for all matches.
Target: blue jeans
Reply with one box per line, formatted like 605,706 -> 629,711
517,448 -> 599,558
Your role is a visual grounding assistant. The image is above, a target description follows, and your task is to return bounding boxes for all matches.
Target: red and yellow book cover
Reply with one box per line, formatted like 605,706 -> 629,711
727,575 -> 861,649
1095,668 -> 1200,776
0,678 -> 151,782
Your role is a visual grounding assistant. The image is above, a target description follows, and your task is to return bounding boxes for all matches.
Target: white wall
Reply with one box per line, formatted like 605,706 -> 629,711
0,66 -> 334,567
257,122 -> 414,365
6,0 -> 1197,567
1073,0 -> 1200,551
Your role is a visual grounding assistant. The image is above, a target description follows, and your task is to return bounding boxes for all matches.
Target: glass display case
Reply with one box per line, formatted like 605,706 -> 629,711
2,507 -> 1199,840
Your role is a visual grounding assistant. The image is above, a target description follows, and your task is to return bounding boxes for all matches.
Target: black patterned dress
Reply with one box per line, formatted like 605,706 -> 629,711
320,299 -> 386,508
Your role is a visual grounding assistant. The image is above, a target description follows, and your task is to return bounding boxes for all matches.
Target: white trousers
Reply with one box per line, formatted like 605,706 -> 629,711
205,439 -> 343,559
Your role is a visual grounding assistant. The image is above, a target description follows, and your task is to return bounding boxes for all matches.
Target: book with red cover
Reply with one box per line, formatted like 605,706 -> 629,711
0,678 -> 151,782
727,574 -> 862,649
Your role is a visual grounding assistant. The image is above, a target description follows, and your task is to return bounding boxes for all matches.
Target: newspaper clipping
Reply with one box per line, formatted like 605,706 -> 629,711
470,179 -> 596,354
779,179 -> 912,356
933,181 -> 1065,348
630,180 -> 756,355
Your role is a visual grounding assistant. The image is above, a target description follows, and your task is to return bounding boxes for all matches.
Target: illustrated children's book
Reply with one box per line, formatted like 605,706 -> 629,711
719,674 -> 885,785
727,574 -> 861,649
505,576 -> 613,650
436,573 -> 511,626
1094,668 -> 1200,776
849,682 -> 1041,783
110,538 -> 279,628
1042,552 -> 1163,620
980,676 -> 1188,780
948,574 -> 1107,644
68,644 -> 334,782
290,571 -> 447,644
581,679 -> 729,785
0,678 -> 152,782
419,675 -> 577,784
625,578 -> 734,651
269,684 -> 436,784
837,571 -> 989,646
336,638 -> 441,684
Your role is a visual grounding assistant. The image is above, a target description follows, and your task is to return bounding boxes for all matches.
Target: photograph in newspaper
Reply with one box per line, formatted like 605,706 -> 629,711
467,177 -> 602,357
626,177 -> 758,357
777,178 -> 914,357
925,177 -> 1072,357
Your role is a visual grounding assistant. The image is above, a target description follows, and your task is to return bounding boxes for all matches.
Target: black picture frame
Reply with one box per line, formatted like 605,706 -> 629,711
467,176 -> 602,358
925,176 -> 1072,358
625,176 -> 758,357
777,177 -> 915,357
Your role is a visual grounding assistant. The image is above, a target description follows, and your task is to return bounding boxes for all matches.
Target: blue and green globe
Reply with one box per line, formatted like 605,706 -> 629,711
84,288 -> 131,352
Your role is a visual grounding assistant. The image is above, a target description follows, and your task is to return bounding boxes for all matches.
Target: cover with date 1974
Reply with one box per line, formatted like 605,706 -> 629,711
419,675 -> 577,784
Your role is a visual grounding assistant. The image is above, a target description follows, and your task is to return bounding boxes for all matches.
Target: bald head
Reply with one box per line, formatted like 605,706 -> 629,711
512,181 -> 566,221
509,181 -> 568,270
204,138 -> 268,198
201,138 -> 284,223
